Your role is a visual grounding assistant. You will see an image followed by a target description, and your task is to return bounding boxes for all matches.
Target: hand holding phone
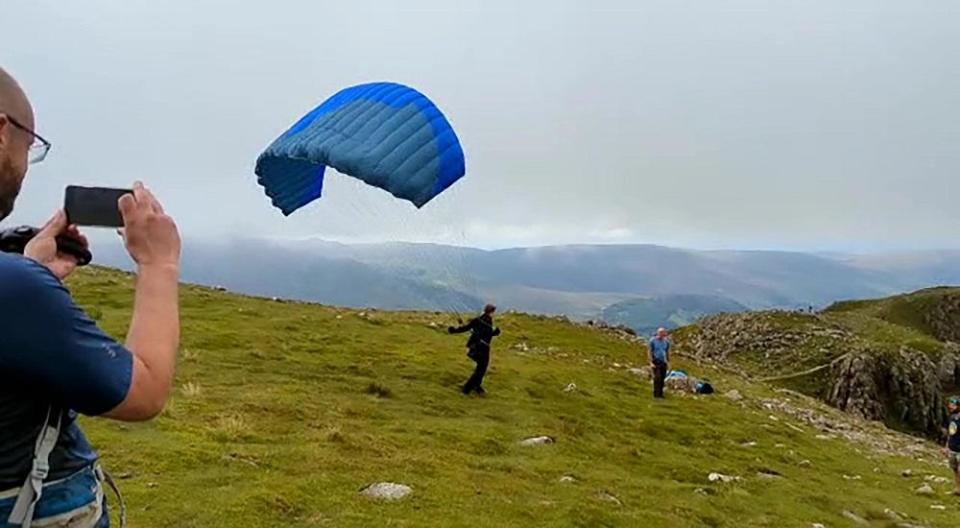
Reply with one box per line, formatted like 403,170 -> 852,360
60,182 -> 180,269
117,182 -> 181,269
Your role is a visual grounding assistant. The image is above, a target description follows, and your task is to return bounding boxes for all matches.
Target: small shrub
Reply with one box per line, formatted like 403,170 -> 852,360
181,382 -> 202,397
325,426 -> 346,443
365,382 -> 393,399
211,413 -> 253,442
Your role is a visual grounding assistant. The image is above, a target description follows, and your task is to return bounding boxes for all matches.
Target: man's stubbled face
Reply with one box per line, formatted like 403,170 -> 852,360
0,150 -> 26,221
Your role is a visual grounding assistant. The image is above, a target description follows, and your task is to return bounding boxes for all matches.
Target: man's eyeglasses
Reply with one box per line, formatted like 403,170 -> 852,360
4,114 -> 51,164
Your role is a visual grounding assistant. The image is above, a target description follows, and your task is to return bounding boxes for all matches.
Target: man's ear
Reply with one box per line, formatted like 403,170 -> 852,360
0,114 -> 9,150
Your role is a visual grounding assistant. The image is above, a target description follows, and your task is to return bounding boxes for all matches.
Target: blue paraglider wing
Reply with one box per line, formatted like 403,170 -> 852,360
255,82 -> 466,215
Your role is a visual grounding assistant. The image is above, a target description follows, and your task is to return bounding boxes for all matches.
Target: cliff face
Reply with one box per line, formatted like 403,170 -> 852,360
827,348 -> 948,435
678,289 -> 960,437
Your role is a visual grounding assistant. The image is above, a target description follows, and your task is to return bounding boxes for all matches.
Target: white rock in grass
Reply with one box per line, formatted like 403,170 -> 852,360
520,436 -> 555,447
915,483 -> 935,496
708,472 -> 740,484
360,482 -> 412,501
597,492 -> 622,506
841,510 -> 869,526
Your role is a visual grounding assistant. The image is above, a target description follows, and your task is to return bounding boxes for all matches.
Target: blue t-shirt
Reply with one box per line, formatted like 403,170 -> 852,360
0,253 -> 133,490
649,337 -> 671,363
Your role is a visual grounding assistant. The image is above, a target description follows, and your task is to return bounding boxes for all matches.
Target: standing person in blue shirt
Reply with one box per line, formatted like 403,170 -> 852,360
0,67 -> 181,527
648,327 -> 671,399
945,396 -> 960,496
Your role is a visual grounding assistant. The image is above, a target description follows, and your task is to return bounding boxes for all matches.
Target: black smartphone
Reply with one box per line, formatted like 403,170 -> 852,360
64,186 -> 132,227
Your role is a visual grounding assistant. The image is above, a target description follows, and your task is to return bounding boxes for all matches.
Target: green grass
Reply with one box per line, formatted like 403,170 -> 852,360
826,287 -> 960,343
67,268 -> 957,527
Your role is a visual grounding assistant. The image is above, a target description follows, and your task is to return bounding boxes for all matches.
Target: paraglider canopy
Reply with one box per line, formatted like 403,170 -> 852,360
255,82 -> 466,215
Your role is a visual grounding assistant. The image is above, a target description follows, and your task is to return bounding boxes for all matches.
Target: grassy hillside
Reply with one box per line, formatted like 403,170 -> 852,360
67,268 -> 956,527
826,287 -> 960,344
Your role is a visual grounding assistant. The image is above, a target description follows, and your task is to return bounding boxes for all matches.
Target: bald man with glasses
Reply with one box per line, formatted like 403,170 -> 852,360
0,67 -> 181,527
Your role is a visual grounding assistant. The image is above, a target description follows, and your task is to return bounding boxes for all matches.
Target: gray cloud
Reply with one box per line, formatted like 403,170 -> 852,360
3,0 -> 958,250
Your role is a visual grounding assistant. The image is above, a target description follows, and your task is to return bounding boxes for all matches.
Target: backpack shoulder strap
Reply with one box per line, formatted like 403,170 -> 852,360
7,406 -> 63,528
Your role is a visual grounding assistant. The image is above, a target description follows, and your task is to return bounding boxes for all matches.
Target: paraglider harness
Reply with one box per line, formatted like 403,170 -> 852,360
2,406 -> 127,527
664,369 -> 715,395
452,316 -> 498,362
466,327 -> 487,362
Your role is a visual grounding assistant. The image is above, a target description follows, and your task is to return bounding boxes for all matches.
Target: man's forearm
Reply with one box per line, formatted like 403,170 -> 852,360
125,264 -> 179,405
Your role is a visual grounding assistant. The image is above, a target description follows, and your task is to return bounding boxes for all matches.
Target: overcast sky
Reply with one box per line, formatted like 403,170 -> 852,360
2,0 -> 958,251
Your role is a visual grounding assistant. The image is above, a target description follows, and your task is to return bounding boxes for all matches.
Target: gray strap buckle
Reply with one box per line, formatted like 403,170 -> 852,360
7,407 -> 62,528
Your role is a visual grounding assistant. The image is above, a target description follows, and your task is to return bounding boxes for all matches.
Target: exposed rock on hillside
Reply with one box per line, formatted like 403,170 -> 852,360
828,352 -> 885,421
360,482 -> 412,501
682,309 -> 953,436
936,343 -> 960,388
828,348 -> 944,435
682,312 -> 856,365
918,290 -> 960,342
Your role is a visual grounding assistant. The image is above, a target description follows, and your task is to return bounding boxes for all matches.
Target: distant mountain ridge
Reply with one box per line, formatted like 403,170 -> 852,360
91,238 -> 960,331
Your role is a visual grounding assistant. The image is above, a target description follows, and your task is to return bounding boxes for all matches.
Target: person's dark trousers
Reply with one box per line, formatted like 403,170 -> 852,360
464,347 -> 490,394
653,361 -> 668,399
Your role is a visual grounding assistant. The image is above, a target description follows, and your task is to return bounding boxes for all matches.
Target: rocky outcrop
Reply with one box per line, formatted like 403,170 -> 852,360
937,343 -> 960,388
828,348 -> 945,434
583,319 -> 640,341
683,312 -> 857,365
684,311 -> 951,437
828,352 -> 886,421
918,291 -> 960,343
885,348 -> 945,434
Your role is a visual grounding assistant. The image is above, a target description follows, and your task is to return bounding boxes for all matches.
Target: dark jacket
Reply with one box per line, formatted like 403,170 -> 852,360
947,412 -> 960,452
449,314 -> 501,350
